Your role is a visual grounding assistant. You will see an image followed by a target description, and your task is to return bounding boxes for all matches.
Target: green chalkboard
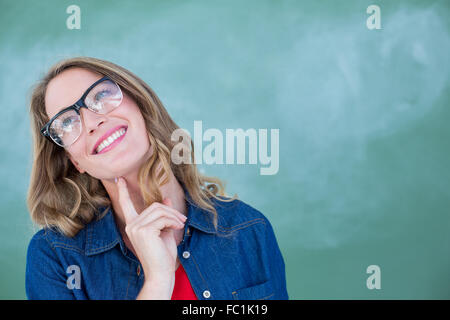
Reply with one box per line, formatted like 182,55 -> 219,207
0,0 -> 449,299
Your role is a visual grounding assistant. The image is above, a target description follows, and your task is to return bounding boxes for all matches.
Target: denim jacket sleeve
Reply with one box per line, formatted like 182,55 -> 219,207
235,201 -> 289,300
25,229 -> 75,300
263,215 -> 289,299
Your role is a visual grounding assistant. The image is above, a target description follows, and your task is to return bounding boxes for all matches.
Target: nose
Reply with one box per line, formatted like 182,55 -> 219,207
80,107 -> 107,135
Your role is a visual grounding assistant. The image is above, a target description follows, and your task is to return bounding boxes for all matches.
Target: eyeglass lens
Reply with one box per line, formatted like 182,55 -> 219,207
48,79 -> 122,147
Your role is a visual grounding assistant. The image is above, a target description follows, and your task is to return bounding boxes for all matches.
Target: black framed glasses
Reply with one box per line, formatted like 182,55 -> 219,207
40,76 -> 123,148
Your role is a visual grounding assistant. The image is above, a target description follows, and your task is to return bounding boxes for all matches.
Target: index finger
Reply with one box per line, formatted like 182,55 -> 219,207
116,177 -> 139,224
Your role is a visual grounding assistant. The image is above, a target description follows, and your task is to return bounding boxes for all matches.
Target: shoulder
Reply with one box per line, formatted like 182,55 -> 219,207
27,229 -> 51,255
210,196 -> 272,233
26,229 -> 59,269
27,224 -> 88,256
26,228 -> 82,300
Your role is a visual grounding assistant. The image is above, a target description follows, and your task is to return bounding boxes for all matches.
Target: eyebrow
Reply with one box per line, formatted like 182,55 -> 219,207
51,103 -> 74,117
46,91 -> 81,120
50,75 -> 109,114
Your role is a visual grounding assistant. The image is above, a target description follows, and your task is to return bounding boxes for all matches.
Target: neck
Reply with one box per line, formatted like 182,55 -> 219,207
102,168 -> 187,233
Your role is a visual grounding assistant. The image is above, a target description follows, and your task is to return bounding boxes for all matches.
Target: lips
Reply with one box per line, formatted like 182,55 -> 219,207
92,125 -> 128,155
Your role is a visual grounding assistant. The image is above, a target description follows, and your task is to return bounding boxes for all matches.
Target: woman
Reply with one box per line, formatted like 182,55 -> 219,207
26,56 -> 288,300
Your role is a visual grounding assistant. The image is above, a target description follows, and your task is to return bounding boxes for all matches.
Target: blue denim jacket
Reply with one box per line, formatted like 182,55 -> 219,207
25,191 -> 289,300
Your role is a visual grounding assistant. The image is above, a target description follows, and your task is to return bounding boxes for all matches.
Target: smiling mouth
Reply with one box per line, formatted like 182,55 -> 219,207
94,127 -> 128,155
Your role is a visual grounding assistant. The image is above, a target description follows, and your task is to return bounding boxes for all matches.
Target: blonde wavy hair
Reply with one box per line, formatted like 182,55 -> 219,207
27,56 -> 236,238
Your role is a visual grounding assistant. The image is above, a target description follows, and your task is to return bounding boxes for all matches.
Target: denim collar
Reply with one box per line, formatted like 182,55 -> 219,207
85,187 -> 218,256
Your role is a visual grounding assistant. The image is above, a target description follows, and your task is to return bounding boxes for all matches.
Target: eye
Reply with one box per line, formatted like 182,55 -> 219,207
62,117 -> 73,127
61,115 -> 79,131
94,89 -> 111,101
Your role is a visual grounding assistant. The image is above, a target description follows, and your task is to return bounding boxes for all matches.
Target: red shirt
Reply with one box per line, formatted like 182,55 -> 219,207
171,264 -> 198,300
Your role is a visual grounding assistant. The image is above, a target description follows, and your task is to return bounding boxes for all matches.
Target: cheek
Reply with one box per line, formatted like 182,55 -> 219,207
120,101 -> 149,143
65,150 -> 82,170
121,94 -> 141,114
66,134 -> 88,160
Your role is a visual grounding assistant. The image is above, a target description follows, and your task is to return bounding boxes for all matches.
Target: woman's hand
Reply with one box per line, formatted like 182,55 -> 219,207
116,177 -> 187,299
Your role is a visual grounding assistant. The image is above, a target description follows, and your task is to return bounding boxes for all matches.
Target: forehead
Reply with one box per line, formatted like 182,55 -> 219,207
45,67 -> 103,119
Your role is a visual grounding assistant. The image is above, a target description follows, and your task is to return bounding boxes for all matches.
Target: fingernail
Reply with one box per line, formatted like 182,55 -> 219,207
114,177 -> 118,184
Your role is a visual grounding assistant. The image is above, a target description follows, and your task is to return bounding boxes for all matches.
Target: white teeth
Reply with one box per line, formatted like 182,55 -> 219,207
96,128 -> 126,154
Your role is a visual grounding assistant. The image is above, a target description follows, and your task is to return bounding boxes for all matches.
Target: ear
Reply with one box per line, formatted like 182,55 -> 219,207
67,153 -> 86,174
